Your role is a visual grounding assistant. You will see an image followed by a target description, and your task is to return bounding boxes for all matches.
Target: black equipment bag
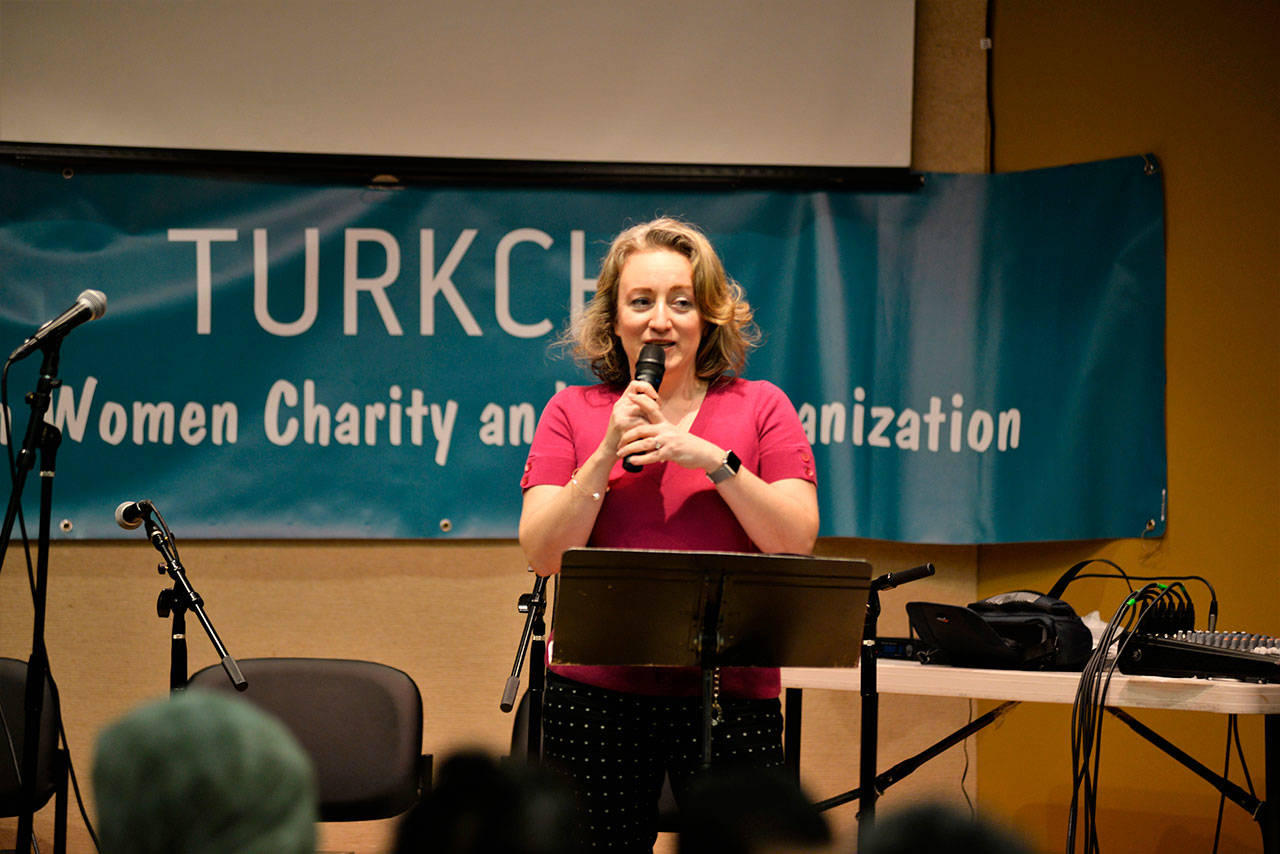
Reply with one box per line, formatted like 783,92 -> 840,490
906,564 -> 1097,670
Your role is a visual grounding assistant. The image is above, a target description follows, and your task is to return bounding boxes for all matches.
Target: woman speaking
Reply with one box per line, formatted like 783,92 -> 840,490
519,217 -> 819,851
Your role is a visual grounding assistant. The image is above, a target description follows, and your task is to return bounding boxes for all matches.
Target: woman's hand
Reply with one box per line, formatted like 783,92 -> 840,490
621,387 -> 819,555
615,391 -> 721,472
520,380 -> 666,576
606,380 -> 661,452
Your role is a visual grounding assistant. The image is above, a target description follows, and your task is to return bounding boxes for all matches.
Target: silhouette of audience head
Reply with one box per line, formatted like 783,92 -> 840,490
393,750 -> 583,854
92,689 -> 317,854
858,802 -> 1031,854
677,763 -> 830,854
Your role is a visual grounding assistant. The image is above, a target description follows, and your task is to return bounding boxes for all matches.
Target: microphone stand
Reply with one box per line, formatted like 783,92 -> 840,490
158,582 -> 191,694
0,344 -> 64,854
812,561 -> 1015,844
500,572 -> 548,762
857,563 -> 935,844
139,511 -> 246,692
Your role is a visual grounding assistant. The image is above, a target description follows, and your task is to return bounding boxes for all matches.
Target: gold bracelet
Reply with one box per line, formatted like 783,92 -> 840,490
569,469 -> 605,502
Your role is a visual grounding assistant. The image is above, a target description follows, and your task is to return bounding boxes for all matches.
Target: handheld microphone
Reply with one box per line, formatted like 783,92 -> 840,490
7,289 -> 107,364
622,343 -> 667,473
115,500 -> 153,531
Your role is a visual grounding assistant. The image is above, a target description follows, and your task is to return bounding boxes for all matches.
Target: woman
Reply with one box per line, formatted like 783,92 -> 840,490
519,217 -> 819,852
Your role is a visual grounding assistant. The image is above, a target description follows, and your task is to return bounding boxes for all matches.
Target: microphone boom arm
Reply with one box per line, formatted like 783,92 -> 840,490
138,510 -> 246,691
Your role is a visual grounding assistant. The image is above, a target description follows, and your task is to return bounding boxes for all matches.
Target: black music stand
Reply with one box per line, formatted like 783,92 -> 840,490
551,547 -> 872,769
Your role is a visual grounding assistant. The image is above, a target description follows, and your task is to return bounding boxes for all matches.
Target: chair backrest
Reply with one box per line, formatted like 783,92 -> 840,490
185,657 -> 426,822
0,657 -> 62,816
508,688 -> 538,760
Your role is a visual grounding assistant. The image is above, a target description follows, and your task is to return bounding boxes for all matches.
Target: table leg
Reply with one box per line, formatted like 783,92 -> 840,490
785,687 -> 802,781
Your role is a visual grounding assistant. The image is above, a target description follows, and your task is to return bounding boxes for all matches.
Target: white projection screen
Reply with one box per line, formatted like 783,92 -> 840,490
0,0 -> 915,168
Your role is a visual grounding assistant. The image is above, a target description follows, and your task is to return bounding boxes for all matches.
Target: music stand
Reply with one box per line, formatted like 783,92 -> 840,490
552,547 -> 872,769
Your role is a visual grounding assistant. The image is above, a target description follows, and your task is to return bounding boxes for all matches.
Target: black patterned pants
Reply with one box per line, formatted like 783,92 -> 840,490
542,672 -> 784,853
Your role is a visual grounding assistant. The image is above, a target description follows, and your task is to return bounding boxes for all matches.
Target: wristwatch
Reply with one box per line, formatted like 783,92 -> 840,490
707,450 -> 741,484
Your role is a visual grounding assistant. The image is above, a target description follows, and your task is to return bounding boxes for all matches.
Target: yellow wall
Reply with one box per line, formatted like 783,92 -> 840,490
978,2 -> 1279,851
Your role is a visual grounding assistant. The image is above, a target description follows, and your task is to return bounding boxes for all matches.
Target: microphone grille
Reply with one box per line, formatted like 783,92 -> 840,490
637,342 -> 666,362
79,289 -> 108,320
114,500 -> 143,530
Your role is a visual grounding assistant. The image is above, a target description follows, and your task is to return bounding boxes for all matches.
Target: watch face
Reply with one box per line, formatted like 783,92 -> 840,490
708,450 -> 741,484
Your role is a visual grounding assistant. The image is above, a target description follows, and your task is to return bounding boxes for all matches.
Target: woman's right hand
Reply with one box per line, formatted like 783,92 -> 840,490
607,379 -> 661,450
521,381 -> 665,575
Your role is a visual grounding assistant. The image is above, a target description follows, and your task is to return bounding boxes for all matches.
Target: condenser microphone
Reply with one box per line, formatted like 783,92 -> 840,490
115,500 -> 154,531
7,289 -> 108,364
622,343 -> 667,473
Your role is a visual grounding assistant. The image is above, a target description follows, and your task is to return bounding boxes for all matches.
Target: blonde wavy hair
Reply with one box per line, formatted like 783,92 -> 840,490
566,217 -> 759,388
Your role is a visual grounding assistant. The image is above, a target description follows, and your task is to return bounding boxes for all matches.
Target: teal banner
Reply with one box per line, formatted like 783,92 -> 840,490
0,155 -> 1166,542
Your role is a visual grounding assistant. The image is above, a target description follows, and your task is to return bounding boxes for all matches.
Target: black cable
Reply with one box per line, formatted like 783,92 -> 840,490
0,679 -> 25,804
1059,572 -> 1219,630
2,360 -> 39,593
1208,713 -> 1259,854
1078,598 -> 1130,852
1212,716 -> 1232,854
1068,582 -> 1174,853
1070,642 -> 1105,852
3,360 -> 15,487
1068,570 -> 1135,595
1070,595 -> 1120,851
1089,596 -> 1159,851
1081,593 -> 1143,852
47,675 -> 101,852
960,698 -> 976,818
1232,713 -> 1256,798
149,502 -> 182,564
1139,582 -> 1192,635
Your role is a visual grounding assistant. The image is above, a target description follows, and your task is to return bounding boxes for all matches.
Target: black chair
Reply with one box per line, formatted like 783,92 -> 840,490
0,658 -> 68,854
186,657 -> 429,821
507,686 -> 540,761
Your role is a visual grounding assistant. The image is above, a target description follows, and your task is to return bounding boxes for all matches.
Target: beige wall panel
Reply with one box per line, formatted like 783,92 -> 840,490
0,537 -> 979,853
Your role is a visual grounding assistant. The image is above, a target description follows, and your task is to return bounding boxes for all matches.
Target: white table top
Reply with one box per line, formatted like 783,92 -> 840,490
781,659 -> 1280,716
